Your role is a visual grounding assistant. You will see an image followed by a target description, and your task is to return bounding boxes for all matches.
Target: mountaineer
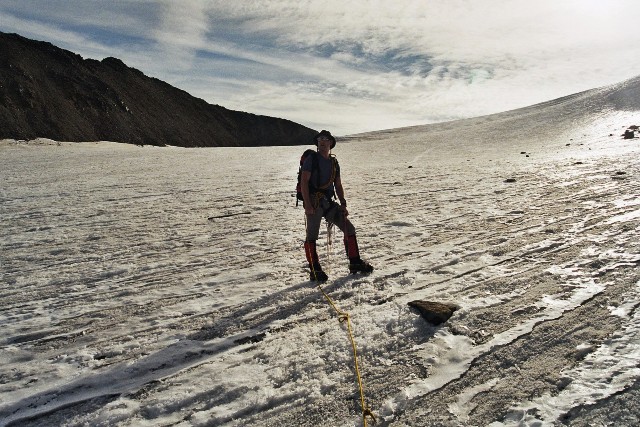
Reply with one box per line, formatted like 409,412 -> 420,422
298,130 -> 374,281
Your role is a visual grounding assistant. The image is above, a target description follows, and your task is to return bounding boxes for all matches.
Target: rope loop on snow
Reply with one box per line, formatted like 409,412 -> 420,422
317,283 -> 376,426
326,220 -> 334,259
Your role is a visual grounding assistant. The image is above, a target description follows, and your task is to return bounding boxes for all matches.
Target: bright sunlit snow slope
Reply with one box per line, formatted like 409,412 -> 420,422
1,76 -> 639,427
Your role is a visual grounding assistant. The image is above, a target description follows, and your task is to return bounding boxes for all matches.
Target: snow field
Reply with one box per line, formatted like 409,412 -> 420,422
1,100 -> 639,426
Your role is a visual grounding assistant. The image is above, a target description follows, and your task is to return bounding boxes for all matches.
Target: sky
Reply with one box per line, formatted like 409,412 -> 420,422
2,0 -> 640,135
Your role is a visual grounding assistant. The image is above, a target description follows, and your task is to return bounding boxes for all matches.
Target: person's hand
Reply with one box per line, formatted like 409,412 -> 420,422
339,198 -> 348,217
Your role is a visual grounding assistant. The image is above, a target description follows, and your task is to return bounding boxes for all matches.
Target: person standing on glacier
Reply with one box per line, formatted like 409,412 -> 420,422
299,130 -> 374,281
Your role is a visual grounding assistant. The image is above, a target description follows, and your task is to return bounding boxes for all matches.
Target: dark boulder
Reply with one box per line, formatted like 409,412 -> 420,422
408,300 -> 459,325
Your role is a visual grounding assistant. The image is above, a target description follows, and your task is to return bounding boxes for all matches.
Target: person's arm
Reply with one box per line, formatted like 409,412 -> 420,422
301,170 -> 314,215
334,176 -> 349,216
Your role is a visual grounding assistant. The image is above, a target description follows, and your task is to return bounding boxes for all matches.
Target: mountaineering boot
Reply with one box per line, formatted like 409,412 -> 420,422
305,241 -> 329,282
344,234 -> 373,274
349,258 -> 374,274
310,268 -> 329,282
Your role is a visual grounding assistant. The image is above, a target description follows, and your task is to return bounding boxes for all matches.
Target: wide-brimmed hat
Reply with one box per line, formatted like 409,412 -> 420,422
314,130 -> 336,149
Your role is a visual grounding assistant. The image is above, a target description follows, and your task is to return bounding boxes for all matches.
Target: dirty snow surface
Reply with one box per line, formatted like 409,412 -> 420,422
1,79 -> 639,427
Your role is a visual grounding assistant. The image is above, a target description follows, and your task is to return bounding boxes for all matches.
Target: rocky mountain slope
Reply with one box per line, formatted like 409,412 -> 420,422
0,32 -> 317,147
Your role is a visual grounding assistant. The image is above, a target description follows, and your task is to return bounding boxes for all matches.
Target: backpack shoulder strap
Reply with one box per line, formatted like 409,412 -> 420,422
317,154 -> 338,190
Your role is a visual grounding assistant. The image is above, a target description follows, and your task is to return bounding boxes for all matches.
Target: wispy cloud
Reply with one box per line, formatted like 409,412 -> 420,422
2,0 -> 640,134
151,0 -> 209,69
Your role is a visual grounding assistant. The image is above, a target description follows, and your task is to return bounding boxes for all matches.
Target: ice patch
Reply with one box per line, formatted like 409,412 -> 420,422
380,274 -> 606,422
605,208 -> 640,224
491,279 -> 640,426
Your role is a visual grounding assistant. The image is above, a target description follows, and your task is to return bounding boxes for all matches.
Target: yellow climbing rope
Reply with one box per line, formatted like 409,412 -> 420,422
317,283 -> 376,426
302,203 -> 374,424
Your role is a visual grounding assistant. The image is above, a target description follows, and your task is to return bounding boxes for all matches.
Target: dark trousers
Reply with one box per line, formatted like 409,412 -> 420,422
305,197 -> 360,263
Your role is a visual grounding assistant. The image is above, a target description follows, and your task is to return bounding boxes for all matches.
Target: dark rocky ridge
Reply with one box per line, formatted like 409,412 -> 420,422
0,32 -> 317,147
